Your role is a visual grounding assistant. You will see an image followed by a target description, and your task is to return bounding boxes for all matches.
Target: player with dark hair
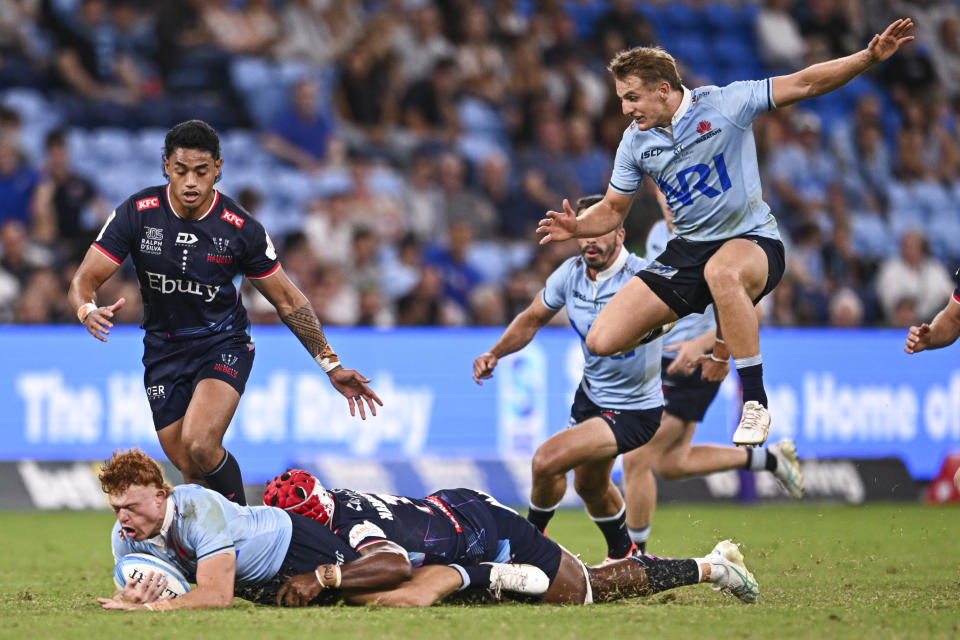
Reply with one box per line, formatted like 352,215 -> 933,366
68,120 -> 382,506
474,195 -> 669,564
904,268 -> 960,354
537,19 -> 915,447
96,451 -> 758,610
263,468 -> 758,607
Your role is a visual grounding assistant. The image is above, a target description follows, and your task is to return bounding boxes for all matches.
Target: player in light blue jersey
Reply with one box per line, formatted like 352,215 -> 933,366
537,19 -> 916,447
622,194 -> 803,553
474,196 -> 666,563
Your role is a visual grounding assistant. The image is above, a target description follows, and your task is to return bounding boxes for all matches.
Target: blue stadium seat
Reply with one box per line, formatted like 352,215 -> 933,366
136,128 -> 167,165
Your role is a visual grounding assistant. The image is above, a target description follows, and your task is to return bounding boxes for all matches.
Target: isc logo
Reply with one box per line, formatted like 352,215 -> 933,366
221,210 -> 244,228
136,197 -> 159,211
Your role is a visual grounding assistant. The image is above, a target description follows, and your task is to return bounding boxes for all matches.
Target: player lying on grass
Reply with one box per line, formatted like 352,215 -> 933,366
95,450 -> 758,610
262,469 -> 758,607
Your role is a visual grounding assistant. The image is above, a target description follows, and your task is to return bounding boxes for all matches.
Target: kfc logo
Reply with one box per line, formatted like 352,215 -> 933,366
136,197 -> 160,211
221,210 -> 244,228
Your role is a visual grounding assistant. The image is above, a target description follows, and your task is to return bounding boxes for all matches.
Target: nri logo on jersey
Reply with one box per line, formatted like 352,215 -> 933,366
145,270 -> 220,302
658,152 -> 732,208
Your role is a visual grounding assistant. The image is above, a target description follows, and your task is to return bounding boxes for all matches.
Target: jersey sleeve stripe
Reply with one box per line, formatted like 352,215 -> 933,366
197,545 -> 236,561
609,181 -> 636,195
91,243 -> 122,265
541,289 -> 562,311
246,263 -> 281,279
952,291 -> 960,304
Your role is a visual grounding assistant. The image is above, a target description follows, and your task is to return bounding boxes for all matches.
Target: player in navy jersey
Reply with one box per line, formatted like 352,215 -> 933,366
473,196 -> 666,564
68,120 -> 382,506
904,268 -> 960,354
264,469 -> 759,607
622,191 -> 802,554
537,19 -> 915,447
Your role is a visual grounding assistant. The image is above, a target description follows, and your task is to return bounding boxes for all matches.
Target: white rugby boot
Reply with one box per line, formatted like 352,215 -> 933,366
702,540 -> 758,604
484,563 -> 550,599
732,401 -> 771,446
769,438 -> 803,499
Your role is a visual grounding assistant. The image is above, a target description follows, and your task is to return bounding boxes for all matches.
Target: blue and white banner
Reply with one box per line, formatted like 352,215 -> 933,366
1,326 -> 957,481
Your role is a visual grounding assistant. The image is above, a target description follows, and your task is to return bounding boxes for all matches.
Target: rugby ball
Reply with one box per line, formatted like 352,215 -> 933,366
113,553 -> 191,599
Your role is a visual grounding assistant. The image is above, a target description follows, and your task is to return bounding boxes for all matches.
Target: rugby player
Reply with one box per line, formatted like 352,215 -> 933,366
904,268 -> 960,353
264,468 -> 759,607
68,120 -> 382,505
537,19 -> 915,447
97,449 -> 534,610
622,192 -> 802,553
474,195 -> 668,563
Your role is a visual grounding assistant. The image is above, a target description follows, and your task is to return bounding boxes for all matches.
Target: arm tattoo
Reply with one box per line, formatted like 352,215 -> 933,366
281,304 -> 336,359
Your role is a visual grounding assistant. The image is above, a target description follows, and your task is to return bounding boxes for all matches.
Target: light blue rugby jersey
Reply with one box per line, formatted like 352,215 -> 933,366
645,220 -> 716,359
610,81 -> 780,242
111,484 -> 292,586
542,248 -> 662,409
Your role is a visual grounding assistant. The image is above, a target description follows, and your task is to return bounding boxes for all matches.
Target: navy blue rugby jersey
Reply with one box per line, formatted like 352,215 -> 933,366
92,185 -> 279,340
328,489 -> 489,568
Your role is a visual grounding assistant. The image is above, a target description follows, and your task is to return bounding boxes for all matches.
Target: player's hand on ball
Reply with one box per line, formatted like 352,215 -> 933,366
537,199 -> 578,245
328,367 -> 384,419
83,298 -> 125,342
277,573 -> 321,607
473,352 -> 498,384
904,323 -> 930,354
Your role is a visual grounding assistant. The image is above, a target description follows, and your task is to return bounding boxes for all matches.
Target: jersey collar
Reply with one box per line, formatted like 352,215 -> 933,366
165,184 -> 220,221
591,246 -> 629,283
145,495 -> 175,551
654,86 -> 692,137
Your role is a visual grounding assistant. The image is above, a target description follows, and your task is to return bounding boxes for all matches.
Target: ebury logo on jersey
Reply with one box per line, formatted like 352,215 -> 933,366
145,270 -> 220,302
221,210 -> 244,228
175,232 -> 198,246
136,197 -> 159,211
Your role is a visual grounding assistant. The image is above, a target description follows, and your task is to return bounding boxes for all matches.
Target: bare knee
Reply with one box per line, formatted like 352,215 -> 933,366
704,260 -> 741,292
654,454 -> 688,480
532,445 -> 564,480
572,475 -> 609,504
182,430 -> 222,470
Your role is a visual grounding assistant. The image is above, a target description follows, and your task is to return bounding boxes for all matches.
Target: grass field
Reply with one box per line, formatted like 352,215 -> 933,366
1,503 -> 959,639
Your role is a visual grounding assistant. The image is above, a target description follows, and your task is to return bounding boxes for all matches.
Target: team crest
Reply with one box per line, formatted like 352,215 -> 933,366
212,237 -> 230,253
696,120 -> 712,135
644,261 -> 679,279
221,353 -> 238,367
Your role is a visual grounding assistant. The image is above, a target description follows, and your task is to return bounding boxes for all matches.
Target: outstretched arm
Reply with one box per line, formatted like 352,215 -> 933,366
537,188 -> 633,245
276,540 -> 414,607
99,552 -> 236,611
473,293 -> 559,384
250,266 -> 383,418
905,297 -> 960,354
771,18 -> 914,108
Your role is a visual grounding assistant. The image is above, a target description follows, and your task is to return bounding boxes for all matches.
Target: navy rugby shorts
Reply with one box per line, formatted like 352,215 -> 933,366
637,234 -> 785,318
142,331 -> 255,430
434,488 -> 563,584
569,386 -> 663,454
661,357 -> 722,423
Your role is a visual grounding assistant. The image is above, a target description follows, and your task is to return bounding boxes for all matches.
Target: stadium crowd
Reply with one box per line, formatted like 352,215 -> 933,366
0,0 -> 958,329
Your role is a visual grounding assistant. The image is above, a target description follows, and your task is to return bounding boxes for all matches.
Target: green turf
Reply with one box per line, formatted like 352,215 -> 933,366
1,504 -> 959,639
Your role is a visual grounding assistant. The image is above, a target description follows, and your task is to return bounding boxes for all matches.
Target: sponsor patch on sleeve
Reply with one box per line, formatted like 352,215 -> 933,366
136,197 -> 159,211
348,520 -> 387,548
221,209 -> 244,228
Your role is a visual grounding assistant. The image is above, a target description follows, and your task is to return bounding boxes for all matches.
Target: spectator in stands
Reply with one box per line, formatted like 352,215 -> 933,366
566,114 -> 611,197
53,0 -> 146,127
261,78 -> 336,173
768,110 -> 837,229
436,151 -> 498,240
424,220 -> 483,311
829,287 -> 865,328
392,3 -> 454,84
0,134 -> 37,227
476,150 -> 534,241
468,283 -> 507,326
594,0 -> 657,53
0,219 -> 50,288
930,14 -> 960,99
199,0 -> 278,57
517,111 -> 582,219
396,266 -> 444,326
349,226 -> 381,294
402,151 -> 445,244
400,57 -> 461,147
756,0 -> 806,71
275,0 -> 360,67
380,233 -> 423,302
454,6 -> 507,90
876,230 -> 954,323
795,0 -> 859,58
30,129 -> 107,257
302,192 -> 355,268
